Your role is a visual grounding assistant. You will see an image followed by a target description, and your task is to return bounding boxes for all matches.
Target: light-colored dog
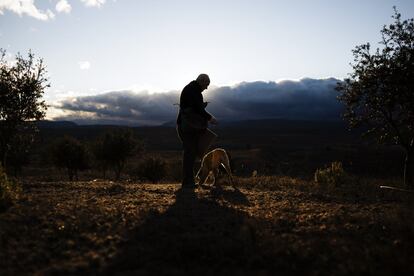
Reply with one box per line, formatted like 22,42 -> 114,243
196,148 -> 233,186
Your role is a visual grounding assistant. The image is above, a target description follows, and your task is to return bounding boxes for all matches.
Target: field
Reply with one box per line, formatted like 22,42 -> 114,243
1,120 -> 413,275
1,177 -> 414,275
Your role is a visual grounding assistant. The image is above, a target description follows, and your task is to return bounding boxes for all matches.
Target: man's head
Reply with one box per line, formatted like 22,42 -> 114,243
196,73 -> 210,91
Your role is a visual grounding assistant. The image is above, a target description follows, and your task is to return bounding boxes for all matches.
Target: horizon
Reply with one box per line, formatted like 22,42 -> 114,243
2,0 -> 414,124
39,113 -> 347,128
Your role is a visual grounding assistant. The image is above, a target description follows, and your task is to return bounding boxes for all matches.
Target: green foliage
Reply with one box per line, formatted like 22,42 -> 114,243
138,156 -> 167,183
336,8 -> 414,186
52,136 -> 90,181
0,165 -> 21,212
0,49 -> 48,167
314,162 -> 348,189
92,129 -> 144,180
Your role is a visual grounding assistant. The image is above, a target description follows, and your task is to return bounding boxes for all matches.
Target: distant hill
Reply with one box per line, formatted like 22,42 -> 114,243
36,120 -> 78,128
40,119 -> 346,130
161,118 -> 345,128
35,119 -> 359,151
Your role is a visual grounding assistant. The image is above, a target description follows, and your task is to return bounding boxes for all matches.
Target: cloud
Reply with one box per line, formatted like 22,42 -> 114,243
80,0 -> 106,8
1,0 -> 106,20
55,0 -> 71,14
52,90 -> 179,126
205,78 -> 343,121
78,61 -> 91,70
52,78 -> 344,126
0,0 -> 55,21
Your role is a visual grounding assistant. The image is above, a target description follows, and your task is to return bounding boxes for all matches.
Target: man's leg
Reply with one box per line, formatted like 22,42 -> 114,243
177,126 -> 200,187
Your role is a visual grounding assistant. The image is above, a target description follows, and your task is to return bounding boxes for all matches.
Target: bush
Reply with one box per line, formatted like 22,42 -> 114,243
137,156 -> 167,183
314,161 -> 348,189
0,165 -> 21,212
165,160 -> 182,182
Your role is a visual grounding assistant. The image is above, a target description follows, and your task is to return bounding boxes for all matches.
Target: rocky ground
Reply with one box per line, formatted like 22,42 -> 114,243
1,178 -> 414,275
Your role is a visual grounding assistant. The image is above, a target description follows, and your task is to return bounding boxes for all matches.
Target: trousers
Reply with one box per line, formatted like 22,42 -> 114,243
176,124 -> 205,186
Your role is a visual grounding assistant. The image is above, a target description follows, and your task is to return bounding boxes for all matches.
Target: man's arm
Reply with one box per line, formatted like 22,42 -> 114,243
192,93 -> 212,121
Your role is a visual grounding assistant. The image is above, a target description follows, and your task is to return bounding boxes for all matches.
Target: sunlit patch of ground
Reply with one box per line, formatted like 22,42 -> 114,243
1,179 -> 413,275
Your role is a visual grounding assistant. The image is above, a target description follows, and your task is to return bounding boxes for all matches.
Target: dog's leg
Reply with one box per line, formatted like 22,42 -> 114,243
211,171 -> 216,186
228,172 -> 234,187
203,171 -> 208,185
220,162 -> 234,187
222,151 -> 235,187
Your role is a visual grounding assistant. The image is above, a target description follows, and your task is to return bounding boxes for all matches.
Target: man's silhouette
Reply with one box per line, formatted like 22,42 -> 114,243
176,74 -> 218,188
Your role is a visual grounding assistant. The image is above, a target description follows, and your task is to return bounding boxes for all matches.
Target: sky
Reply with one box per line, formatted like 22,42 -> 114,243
1,0 -> 414,125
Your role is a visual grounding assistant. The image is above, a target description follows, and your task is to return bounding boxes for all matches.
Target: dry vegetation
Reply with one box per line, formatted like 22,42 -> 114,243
1,177 -> 413,275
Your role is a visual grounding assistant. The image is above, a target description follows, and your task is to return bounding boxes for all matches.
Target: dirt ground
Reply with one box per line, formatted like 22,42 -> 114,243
1,179 -> 414,275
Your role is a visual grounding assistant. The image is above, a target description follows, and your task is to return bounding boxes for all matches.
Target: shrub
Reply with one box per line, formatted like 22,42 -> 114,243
0,165 -> 21,212
164,160 -> 182,183
314,161 -> 348,189
138,156 -> 167,183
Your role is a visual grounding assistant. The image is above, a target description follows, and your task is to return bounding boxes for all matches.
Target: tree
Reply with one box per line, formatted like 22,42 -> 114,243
0,49 -> 48,167
337,8 -> 414,187
52,136 -> 90,181
91,140 -> 110,179
93,129 -> 144,180
6,131 -> 34,176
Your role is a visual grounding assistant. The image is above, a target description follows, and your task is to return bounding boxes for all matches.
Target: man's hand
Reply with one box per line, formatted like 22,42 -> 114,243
209,116 -> 218,125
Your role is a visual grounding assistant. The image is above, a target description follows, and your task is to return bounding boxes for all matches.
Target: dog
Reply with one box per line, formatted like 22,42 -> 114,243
195,148 -> 233,186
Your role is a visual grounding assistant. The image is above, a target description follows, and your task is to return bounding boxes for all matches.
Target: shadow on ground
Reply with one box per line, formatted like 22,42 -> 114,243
103,187 -> 290,275
2,181 -> 414,275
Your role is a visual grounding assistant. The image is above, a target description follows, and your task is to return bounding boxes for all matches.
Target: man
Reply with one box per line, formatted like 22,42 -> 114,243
176,73 -> 218,188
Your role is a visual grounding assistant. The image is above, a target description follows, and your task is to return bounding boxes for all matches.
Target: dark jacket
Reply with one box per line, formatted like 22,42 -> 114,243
176,80 -> 212,128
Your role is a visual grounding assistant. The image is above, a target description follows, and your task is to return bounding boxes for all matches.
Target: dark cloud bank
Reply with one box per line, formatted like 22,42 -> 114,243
54,78 -> 343,126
